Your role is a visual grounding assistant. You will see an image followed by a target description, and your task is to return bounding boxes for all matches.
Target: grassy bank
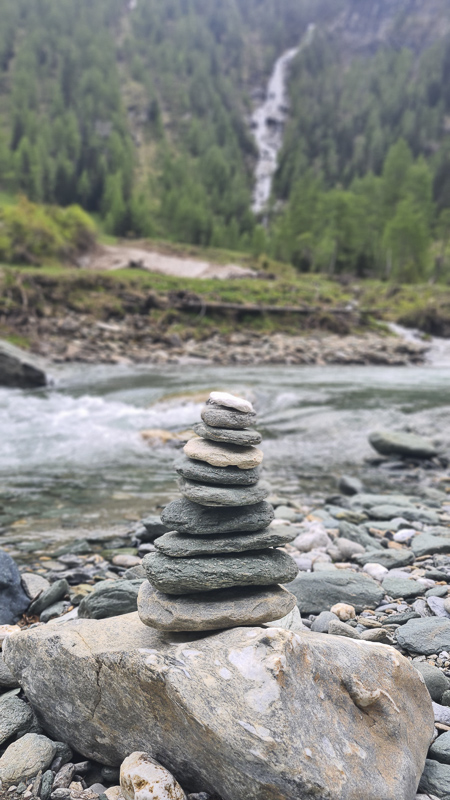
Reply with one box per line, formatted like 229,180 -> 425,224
1,256 -> 450,347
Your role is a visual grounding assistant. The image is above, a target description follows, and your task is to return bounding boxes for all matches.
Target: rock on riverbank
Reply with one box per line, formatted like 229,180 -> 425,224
4,613 -> 433,800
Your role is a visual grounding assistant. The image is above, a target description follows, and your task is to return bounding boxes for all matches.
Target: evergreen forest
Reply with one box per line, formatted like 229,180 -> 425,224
1,0 -> 450,281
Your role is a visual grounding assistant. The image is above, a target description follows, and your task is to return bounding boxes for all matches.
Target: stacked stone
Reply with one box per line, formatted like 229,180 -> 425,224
138,391 -> 299,632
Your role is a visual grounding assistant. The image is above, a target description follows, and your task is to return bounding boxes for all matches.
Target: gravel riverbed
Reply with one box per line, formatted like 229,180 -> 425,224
2,443 -> 450,799
24,315 -> 428,366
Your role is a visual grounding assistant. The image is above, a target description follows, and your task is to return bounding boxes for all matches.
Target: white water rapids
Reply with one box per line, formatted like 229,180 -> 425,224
251,24 -> 315,215
1,352 -> 450,541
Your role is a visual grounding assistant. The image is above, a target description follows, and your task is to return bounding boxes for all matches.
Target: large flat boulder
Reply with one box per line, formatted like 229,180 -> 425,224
4,613 -> 433,800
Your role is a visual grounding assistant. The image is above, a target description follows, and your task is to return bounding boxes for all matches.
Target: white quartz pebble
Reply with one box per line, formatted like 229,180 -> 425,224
363,563 -> 389,583
209,391 -> 254,413
121,752 -> 186,800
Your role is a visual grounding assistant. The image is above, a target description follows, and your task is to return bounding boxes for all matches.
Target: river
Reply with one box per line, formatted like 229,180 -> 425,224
251,24 -> 316,215
1,341 -> 450,551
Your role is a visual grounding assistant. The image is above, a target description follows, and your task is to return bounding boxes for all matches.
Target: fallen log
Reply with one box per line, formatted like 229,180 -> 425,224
171,298 -> 357,316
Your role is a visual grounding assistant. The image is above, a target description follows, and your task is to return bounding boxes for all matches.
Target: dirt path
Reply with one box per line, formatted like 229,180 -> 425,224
82,244 -> 257,280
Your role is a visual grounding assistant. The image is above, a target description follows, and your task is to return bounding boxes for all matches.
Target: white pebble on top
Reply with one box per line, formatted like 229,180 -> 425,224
209,392 -> 255,414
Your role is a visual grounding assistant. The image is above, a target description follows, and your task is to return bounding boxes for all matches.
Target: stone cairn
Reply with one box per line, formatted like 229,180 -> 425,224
138,391 -> 299,632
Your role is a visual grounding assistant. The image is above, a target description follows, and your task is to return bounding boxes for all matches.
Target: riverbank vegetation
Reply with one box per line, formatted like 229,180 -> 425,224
2,253 -> 450,345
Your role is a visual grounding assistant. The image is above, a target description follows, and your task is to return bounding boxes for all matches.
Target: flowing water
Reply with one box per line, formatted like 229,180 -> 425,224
1,340 -> 450,550
251,24 -> 315,215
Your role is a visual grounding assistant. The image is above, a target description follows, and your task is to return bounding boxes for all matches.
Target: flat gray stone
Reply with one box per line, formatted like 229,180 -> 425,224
21,573 -> 51,601
328,620 -> 361,640
368,505 -> 439,525
209,392 -> 254,413
28,579 -> 70,617
142,549 -> 298,595
419,760 -> 450,799
287,570 -> 384,615
154,527 -> 296,557
138,582 -> 297,632
139,516 -> 172,543
429,731 -> 450,764
78,579 -> 144,620
178,477 -> 270,507
382,577 -> 426,600
184,438 -> 263,469
351,493 -> 418,509
193,422 -> 261,446
161,499 -> 274,536
354,548 -> 414,569
367,504 -> 410,520
369,431 -> 437,459
201,404 -> 257,430
397,618 -> 450,655
0,733 -> 56,787
338,521 -> 384,550
427,597 -> 450,617
175,454 -> 260,486
382,611 -> 420,626
427,587 -> 450,600
413,534 -> 450,558
414,663 -> 450,702
0,697 -> 34,745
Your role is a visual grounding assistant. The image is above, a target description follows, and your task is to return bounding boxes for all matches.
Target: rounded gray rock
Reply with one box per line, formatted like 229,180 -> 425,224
175,454 -> 260,486
0,697 -> 34,746
142,549 -> 299,595
414,663 -> 450,702
396,618 -> 450,656
419,759 -> 450,798
328,620 -> 361,640
78,579 -> 144,620
193,422 -> 262,446
429,731 -> 450,764
161,498 -> 275,536
201,403 -> 257,430
138,582 -> 298,632
369,430 -> 437,459
0,733 -> 56,787
310,611 -> 339,633
178,477 -> 270,508
154,527 -> 297,558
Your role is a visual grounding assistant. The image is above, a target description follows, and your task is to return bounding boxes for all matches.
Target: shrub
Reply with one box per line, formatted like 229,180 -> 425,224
0,197 -> 96,265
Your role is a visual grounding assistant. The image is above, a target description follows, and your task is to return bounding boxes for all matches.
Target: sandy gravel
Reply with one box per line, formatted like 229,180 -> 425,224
82,245 -> 256,280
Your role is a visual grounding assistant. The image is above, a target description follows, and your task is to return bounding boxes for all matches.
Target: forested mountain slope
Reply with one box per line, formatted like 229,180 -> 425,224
1,0 -> 450,280
0,0 -> 318,248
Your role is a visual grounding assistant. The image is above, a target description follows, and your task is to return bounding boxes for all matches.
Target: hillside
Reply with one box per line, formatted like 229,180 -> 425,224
1,0 -> 450,282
